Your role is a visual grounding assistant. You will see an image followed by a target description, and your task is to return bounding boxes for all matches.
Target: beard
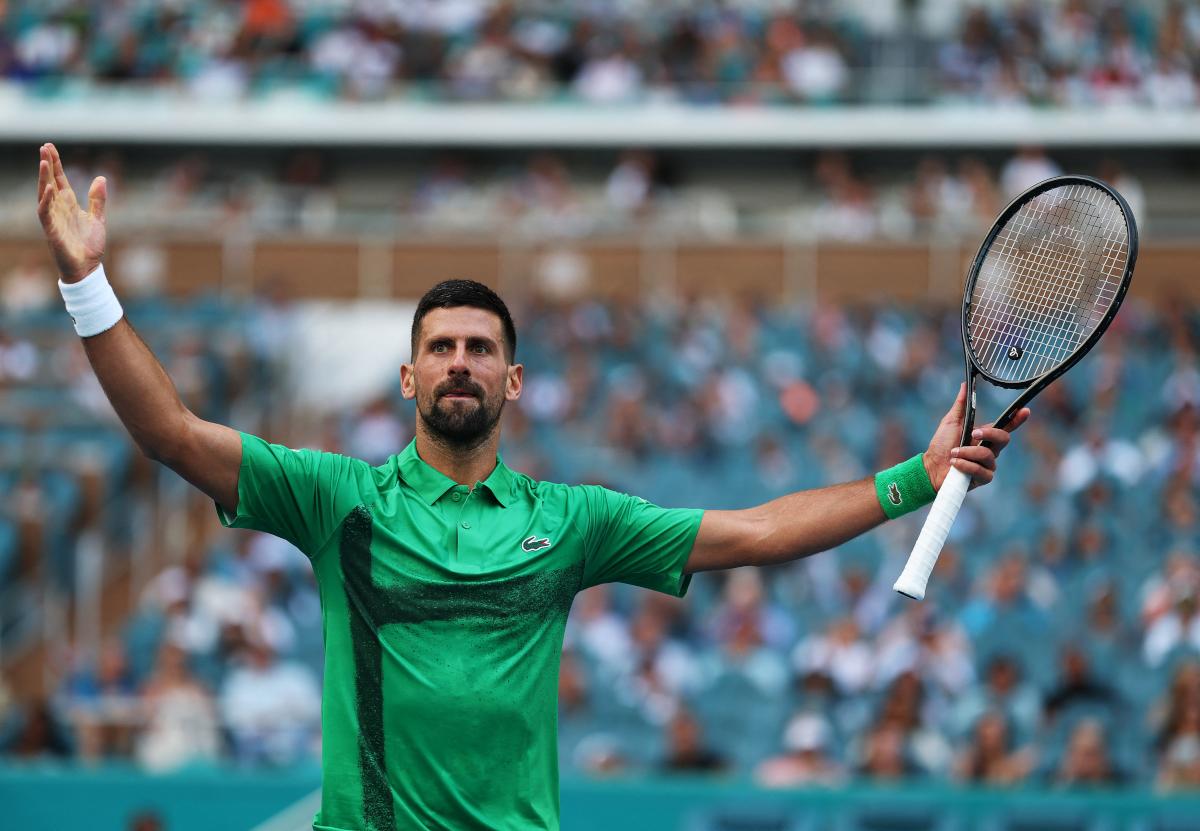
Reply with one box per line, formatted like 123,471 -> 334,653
417,376 -> 505,448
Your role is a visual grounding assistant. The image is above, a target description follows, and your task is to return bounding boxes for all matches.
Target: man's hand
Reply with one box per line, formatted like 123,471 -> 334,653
36,142 -> 107,283
923,382 -> 1029,490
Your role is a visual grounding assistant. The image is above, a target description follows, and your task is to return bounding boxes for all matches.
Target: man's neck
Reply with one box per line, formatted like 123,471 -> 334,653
414,423 -> 501,487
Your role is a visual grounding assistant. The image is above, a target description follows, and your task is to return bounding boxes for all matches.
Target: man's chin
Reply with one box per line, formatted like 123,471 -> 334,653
422,409 -> 496,446
427,422 -> 492,446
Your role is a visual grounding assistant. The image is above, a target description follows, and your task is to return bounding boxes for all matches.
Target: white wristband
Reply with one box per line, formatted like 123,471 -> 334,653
59,264 -> 124,337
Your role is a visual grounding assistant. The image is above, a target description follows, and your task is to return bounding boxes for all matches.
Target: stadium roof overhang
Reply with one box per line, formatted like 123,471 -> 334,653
5,94 -> 1199,148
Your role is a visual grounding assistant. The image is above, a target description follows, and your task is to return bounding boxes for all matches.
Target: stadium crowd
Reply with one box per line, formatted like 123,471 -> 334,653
2,282 -> 1199,793
0,143 -> 1148,241
1,0 -> 1199,107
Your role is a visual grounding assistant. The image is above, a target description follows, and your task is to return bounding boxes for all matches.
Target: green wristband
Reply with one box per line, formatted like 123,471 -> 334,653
875,453 -> 937,519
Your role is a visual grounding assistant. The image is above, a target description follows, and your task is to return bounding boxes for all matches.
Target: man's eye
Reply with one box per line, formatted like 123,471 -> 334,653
472,344 -> 489,354
432,343 -> 449,353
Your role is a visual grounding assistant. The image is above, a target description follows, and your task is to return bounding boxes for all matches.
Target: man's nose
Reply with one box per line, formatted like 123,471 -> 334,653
448,344 -> 470,373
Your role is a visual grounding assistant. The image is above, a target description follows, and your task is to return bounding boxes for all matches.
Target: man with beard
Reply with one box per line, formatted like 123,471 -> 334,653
36,142 -> 1025,830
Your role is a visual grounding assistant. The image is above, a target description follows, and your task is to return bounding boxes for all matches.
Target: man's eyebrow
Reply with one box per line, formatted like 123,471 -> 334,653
423,334 -> 499,346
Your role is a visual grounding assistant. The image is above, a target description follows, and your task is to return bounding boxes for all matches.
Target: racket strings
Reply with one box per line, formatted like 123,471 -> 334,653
967,183 -> 1129,383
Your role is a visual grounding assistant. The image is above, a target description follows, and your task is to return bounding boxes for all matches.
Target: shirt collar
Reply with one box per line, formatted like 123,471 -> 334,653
396,441 -> 514,508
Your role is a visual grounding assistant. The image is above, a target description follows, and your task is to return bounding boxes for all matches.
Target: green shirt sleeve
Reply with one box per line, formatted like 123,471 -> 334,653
579,486 -> 703,597
214,432 -> 369,558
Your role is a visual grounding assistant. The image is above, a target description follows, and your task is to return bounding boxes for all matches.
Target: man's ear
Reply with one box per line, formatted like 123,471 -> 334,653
505,363 -> 523,401
400,363 -> 416,400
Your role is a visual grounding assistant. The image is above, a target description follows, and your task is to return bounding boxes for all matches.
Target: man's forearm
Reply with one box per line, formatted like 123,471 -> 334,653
748,478 -> 886,566
688,479 -> 886,573
82,318 -> 191,462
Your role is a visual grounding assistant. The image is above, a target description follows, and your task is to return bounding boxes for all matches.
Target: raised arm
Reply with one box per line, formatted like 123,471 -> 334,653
684,384 -> 1029,573
36,142 -> 242,513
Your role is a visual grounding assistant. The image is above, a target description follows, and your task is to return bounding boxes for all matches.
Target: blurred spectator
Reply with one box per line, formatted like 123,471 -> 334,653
959,554 -> 1049,642
858,720 -> 916,781
219,635 -> 320,766
792,616 -> 873,697
311,18 -> 400,101
813,153 -> 878,241
708,569 -> 794,655
558,649 -> 590,721
612,601 -> 701,726
780,25 -> 849,103
567,584 -> 632,678
1081,579 -> 1141,661
659,708 -> 727,774
346,396 -> 409,465
127,811 -> 166,831
1143,586 -> 1200,669
937,8 -> 998,99
605,150 -> 658,217
1044,644 -> 1120,725
955,157 -> 1002,230
4,698 -> 72,760
1053,718 -> 1126,787
907,156 -> 955,232
873,671 -> 952,776
1155,660 -> 1200,790
60,640 -> 141,761
953,654 -> 1042,743
1000,147 -> 1062,199
1140,550 -> 1200,627
755,713 -> 845,788
953,711 -> 1034,785
1,253 -> 53,315
1098,158 -> 1147,229
574,38 -> 643,104
136,641 -> 221,772
875,604 -> 975,699
571,733 -> 630,777
1058,424 -> 1146,493
0,331 -> 38,384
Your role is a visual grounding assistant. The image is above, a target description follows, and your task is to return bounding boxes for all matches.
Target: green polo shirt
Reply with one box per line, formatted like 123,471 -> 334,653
215,432 -> 703,831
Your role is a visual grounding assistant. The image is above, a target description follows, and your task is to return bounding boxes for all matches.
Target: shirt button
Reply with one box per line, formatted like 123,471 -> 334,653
451,493 -> 461,502
461,521 -> 471,529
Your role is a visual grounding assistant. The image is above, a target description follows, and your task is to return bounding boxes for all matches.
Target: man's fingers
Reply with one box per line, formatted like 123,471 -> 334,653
1006,408 -> 1031,433
975,426 -> 1012,450
37,183 -> 53,219
951,457 -> 994,485
37,154 -> 51,195
87,176 -> 106,222
39,145 -> 54,190
48,143 -> 70,192
953,446 -> 996,471
943,382 -> 967,425
37,161 -> 53,215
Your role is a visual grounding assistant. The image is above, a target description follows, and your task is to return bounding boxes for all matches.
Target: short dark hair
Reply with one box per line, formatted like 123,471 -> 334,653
411,279 -> 517,363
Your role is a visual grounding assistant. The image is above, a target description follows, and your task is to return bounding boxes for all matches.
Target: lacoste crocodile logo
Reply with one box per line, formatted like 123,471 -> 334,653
522,535 -> 552,553
888,482 -> 903,506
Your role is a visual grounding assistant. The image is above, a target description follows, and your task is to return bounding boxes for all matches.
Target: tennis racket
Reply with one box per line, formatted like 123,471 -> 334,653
893,175 -> 1138,601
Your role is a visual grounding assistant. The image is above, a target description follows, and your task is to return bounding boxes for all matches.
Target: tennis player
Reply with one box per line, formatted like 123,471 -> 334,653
37,142 -> 1027,831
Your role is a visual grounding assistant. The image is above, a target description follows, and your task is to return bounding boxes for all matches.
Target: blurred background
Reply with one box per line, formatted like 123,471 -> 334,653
2,0 -> 1200,829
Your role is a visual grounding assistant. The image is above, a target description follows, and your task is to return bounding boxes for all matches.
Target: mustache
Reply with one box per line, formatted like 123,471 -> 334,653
434,379 -> 484,399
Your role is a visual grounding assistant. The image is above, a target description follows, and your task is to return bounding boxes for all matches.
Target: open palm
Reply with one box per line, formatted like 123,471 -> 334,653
36,142 -> 107,283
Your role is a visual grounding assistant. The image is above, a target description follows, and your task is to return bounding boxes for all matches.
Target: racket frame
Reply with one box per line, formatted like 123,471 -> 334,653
955,175 -> 1139,445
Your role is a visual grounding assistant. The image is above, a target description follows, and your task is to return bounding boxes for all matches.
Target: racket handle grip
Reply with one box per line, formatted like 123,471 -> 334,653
893,465 -> 971,601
